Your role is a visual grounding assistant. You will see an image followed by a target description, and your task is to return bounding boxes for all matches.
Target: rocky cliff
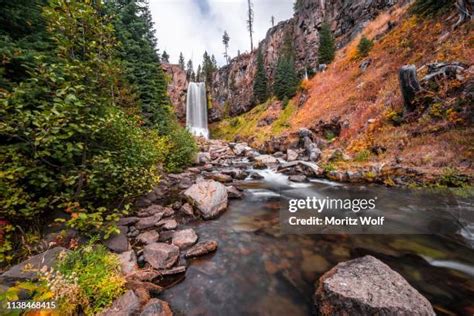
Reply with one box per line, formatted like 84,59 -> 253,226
210,0 -> 407,120
162,63 -> 188,122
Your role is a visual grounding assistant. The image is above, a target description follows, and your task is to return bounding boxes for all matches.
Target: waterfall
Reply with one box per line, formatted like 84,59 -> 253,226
186,82 -> 209,139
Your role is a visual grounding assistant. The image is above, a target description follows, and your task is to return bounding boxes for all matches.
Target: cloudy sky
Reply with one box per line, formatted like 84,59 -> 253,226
149,0 -> 294,68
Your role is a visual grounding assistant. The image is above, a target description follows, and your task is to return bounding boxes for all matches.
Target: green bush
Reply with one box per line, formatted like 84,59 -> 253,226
354,149 -> 371,162
56,243 -> 125,315
357,36 -> 374,58
164,125 -> 197,172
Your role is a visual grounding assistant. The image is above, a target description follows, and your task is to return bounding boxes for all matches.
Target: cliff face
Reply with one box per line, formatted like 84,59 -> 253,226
210,0 -> 406,120
162,63 -> 188,122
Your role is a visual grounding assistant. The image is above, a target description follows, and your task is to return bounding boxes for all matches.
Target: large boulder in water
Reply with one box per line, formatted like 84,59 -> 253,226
315,255 -> 434,315
183,180 -> 228,219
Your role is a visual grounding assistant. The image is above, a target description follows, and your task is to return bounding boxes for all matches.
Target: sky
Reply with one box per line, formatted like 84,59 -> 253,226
149,0 -> 294,69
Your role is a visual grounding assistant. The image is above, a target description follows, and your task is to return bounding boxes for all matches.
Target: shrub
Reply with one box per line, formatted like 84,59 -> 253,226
56,244 -> 125,315
356,36 -> 374,58
164,125 -> 197,172
354,149 -> 371,162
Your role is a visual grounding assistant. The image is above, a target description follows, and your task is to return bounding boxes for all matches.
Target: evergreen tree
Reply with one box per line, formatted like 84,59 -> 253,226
178,52 -> 185,69
162,50 -> 170,63
253,48 -> 268,104
356,36 -> 374,58
222,30 -> 230,63
186,59 -> 194,81
196,64 -> 202,82
273,29 -> 298,100
201,51 -> 215,87
106,0 -> 172,133
318,22 -> 336,65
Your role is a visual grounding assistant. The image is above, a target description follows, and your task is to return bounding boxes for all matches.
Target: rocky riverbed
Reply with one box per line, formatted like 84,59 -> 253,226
1,138 -> 473,315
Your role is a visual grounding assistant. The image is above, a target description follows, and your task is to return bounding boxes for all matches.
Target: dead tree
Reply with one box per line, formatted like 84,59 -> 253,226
453,0 -> 473,28
399,65 -> 421,113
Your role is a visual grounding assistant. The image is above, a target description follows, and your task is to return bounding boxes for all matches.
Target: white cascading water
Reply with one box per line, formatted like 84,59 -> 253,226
186,82 -> 209,139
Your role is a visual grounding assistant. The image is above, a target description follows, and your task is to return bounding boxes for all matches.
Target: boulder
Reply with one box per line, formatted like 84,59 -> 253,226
136,230 -> 160,245
315,256 -> 435,315
100,290 -> 140,316
196,152 -> 211,164
140,298 -> 173,316
208,173 -> 233,183
250,172 -> 264,180
172,229 -> 198,249
226,186 -> 244,199
157,219 -> 178,230
183,180 -> 228,220
185,241 -> 218,258
143,243 -> 179,269
289,175 -> 308,183
104,226 -> 130,253
135,214 -> 162,230
117,250 -> 138,275
159,266 -> 187,276
286,149 -> 299,161
180,203 -> 194,216
118,217 -> 139,226
254,154 -> 278,166
0,247 -> 68,286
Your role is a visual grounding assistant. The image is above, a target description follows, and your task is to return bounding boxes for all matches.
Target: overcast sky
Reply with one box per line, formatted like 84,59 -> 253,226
149,0 -> 294,69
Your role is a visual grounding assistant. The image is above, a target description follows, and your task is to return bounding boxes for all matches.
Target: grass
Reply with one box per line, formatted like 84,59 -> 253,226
56,243 -> 126,315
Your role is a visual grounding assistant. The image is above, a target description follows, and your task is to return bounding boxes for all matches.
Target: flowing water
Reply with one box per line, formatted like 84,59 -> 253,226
162,169 -> 474,316
186,82 -> 209,139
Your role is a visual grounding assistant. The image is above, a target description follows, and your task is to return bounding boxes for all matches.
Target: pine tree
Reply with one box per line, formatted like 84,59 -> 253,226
186,59 -> 194,81
162,50 -> 170,63
106,0 -> 172,133
196,64 -> 202,82
273,29 -> 298,100
318,22 -> 336,65
356,36 -> 374,58
253,48 -> 268,104
222,30 -> 230,63
178,52 -> 185,69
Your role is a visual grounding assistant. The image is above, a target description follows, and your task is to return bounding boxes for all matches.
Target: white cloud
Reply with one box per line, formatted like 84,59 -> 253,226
149,0 -> 294,69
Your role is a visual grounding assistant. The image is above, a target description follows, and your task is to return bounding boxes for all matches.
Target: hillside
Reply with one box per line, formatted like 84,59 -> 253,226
211,4 -> 474,186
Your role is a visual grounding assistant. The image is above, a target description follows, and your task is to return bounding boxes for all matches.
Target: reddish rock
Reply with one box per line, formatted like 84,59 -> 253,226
140,298 -> 173,316
157,219 -> 178,230
162,63 -> 187,123
183,180 -> 228,219
117,250 -> 138,275
180,203 -> 194,216
185,240 -> 218,258
315,256 -> 435,316
136,230 -> 160,245
172,229 -> 198,249
143,243 -> 179,269
226,186 -> 243,199
100,290 -> 140,316
135,214 -> 162,230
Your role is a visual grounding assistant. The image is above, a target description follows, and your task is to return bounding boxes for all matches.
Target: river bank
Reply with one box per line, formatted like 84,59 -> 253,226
1,138 -> 473,315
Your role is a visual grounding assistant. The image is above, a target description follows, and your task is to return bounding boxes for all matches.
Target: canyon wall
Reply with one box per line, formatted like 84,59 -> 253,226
162,63 -> 188,122
209,0 -> 407,120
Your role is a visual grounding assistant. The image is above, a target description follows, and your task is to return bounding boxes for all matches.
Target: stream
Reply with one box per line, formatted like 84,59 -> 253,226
162,169 -> 474,316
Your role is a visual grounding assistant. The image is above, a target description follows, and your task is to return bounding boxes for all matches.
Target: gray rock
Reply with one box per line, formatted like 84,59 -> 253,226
157,218 -> 178,230
159,266 -> 187,276
315,255 -> 435,315
117,250 -> 138,275
208,173 -> 233,183
254,154 -> 278,166
286,149 -> 299,161
143,243 -> 180,270
100,290 -> 140,316
135,214 -> 162,230
196,152 -> 211,164
136,230 -> 160,245
104,226 -> 130,253
118,217 -> 139,226
0,247 -> 68,286
183,180 -> 228,220
289,175 -> 308,183
172,229 -> 198,249
180,203 -> 194,216
140,298 -> 173,316
226,186 -> 243,199
185,241 -> 218,258
250,172 -> 264,180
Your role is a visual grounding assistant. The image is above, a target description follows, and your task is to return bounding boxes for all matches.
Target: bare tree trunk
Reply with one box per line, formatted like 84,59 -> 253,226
399,65 -> 421,113
453,0 -> 473,29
